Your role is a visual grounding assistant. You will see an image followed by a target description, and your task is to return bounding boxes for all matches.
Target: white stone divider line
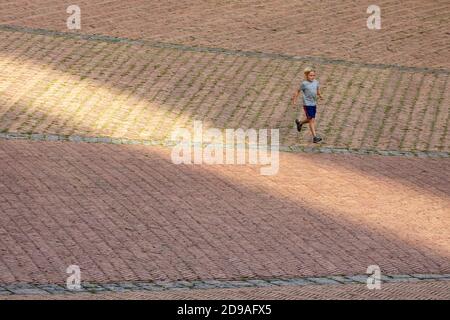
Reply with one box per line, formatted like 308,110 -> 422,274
0,274 -> 449,296
0,132 -> 448,158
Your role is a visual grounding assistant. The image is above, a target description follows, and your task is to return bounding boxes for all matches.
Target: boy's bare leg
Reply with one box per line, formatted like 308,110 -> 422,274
308,118 -> 317,137
295,118 -> 309,132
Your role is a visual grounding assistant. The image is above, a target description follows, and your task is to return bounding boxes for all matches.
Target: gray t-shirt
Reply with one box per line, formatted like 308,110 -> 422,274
300,80 -> 319,106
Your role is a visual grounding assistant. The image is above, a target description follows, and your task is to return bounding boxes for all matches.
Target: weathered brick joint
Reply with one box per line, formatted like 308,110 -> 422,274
1,274 -> 449,296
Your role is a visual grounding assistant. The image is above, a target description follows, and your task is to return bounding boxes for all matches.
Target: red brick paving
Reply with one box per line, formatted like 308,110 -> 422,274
0,1 -> 449,300
0,140 -> 448,285
1,0 -> 449,69
3,281 -> 449,300
0,30 -> 449,152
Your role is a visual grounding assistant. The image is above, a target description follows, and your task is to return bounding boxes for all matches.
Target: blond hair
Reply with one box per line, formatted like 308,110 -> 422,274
304,67 -> 315,79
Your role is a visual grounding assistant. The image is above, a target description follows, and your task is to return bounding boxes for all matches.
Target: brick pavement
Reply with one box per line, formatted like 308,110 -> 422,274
0,27 -> 449,152
1,273 -> 449,296
3,281 -> 450,300
0,1 -> 449,300
1,0 -> 449,69
0,140 -> 448,295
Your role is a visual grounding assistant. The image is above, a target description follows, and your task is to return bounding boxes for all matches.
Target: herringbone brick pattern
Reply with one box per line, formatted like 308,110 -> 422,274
4,281 -> 449,300
0,140 -> 448,285
1,1 -> 449,300
1,0 -> 449,69
0,30 -> 449,152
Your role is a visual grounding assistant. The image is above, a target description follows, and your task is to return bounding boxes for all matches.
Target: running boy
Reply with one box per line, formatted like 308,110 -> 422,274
291,67 -> 322,143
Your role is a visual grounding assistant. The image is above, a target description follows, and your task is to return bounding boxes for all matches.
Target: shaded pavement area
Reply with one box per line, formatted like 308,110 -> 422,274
0,139 -> 448,298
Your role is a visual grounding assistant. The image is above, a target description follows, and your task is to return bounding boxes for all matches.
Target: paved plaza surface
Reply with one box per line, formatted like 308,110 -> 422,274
0,1 -> 449,299
3,281 -> 450,300
0,140 -> 448,298
2,0 -> 449,69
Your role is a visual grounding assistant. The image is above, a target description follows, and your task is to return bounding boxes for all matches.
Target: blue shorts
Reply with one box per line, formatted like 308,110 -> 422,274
303,105 -> 316,119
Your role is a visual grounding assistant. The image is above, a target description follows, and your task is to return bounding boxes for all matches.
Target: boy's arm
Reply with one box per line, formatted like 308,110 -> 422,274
317,87 -> 323,100
291,89 -> 300,107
